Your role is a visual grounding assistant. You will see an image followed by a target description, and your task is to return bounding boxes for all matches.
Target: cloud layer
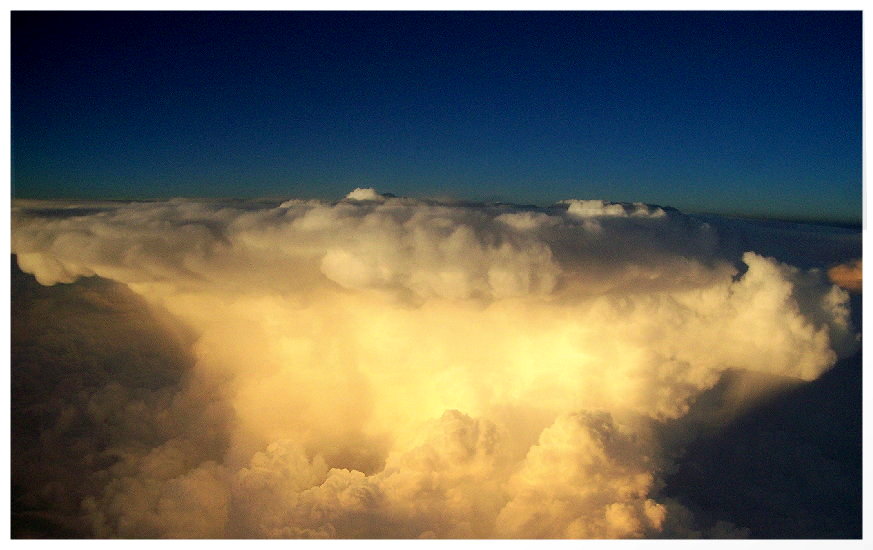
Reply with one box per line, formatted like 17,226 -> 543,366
11,189 -> 860,538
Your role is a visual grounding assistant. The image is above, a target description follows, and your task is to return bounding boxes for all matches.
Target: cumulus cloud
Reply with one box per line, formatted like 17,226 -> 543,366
344,187 -> 388,202
10,191 -> 860,538
495,411 -> 666,538
828,259 -> 862,293
560,198 -> 668,219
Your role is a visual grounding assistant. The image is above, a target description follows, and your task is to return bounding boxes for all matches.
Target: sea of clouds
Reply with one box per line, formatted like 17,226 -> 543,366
10,189 -> 861,538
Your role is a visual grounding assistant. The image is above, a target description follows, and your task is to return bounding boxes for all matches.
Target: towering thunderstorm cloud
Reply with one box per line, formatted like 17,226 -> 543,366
11,189 -> 860,538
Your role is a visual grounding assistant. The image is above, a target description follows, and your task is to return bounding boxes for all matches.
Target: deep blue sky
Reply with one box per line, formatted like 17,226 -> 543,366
11,11 -> 862,222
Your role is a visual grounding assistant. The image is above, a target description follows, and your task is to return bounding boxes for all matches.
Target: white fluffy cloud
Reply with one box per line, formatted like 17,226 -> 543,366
11,191 -> 859,538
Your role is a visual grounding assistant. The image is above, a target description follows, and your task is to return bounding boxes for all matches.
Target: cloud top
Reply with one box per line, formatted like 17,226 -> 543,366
345,187 -> 387,202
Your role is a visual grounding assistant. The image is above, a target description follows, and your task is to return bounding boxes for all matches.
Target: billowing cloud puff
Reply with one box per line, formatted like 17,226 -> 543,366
828,259 -> 862,293
344,187 -> 388,202
10,191 -> 860,538
495,411 -> 666,538
560,198 -> 667,219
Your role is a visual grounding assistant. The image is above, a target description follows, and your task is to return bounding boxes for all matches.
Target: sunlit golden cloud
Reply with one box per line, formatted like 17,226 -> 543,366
11,189 -> 859,538
828,259 -> 862,293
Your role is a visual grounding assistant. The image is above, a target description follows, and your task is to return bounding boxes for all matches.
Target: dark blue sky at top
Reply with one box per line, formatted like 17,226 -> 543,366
11,11 -> 862,222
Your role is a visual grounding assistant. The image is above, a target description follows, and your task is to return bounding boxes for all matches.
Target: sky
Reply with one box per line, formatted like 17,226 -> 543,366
11,11 -> 863,222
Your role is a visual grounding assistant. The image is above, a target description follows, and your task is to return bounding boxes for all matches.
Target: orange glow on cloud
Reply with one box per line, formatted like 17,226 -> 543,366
828,259 -> 862,293
10,189 -> 859,538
